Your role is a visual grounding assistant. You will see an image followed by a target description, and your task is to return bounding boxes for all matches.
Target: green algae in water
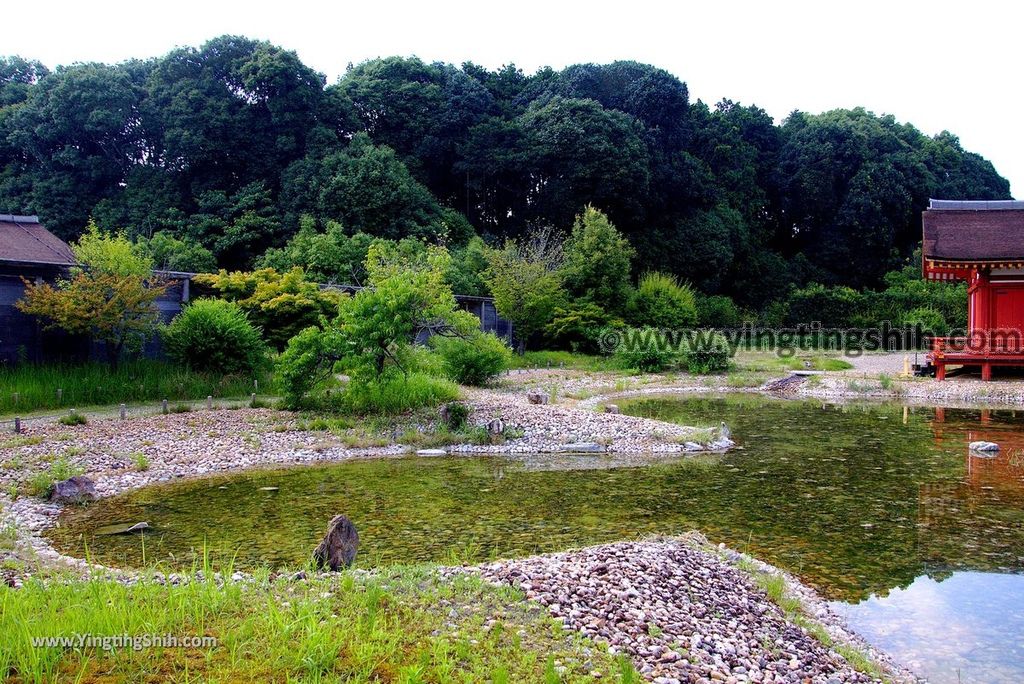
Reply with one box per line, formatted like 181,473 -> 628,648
49,393 -> 1024,605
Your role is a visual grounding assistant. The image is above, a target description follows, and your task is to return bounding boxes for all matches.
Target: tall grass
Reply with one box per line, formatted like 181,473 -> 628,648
0,361 -> 275,416
340,372 -> 461,415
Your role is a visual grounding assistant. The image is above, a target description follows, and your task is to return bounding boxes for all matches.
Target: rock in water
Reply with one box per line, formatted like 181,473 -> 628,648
49,476 -> 97,503
312,515 -> 359,571
969,441 -> 1000,453
95,521 -> 150,536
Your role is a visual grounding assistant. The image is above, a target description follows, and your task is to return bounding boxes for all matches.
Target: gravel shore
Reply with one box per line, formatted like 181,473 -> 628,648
469,537 -> 917,684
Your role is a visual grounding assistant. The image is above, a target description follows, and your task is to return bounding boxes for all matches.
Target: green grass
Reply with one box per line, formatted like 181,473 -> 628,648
0,361 -> 275,417
733,352 -> 853,373
0,565 -> 635,683
57,412 -> 87,426
22,456 -> 85,498
339,373 -> 461,415
508,351 -> 621,372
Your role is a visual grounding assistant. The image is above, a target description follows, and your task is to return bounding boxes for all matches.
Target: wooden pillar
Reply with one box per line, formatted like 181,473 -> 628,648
936,360 -> 946,381
982,363 -> 993,381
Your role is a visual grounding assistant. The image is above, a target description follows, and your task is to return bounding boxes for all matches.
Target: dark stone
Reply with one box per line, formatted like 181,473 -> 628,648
526,391 -> 549,405
604,404 -> 620,414
49,475 -> 96,504
487,418 -> 504,435
312,515 -> 359,571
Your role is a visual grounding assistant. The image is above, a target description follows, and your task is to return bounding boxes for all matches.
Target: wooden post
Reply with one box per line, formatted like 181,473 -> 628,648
206,396 -> 213,410
56,388 -> 63,404
982,363 -> 993,381
250,393 -> 257,406
936,361 -> 946,381
162,399 -> 168,414
119,404 -> 126,419
13,417 -> 21,434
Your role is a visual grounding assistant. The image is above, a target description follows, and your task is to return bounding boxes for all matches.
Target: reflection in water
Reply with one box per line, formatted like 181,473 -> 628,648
47,394 -> 1024,682
832,572 -> 1024,684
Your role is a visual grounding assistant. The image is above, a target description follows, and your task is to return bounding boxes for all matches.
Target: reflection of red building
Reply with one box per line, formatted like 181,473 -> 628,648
930,407 -> 1024,498
924,200 -> 1024,380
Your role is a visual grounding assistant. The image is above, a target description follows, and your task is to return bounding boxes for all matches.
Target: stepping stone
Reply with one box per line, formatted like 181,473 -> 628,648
95,521 -> 150,536
259,486 -> 279,491
416,449 -> 447,456
969,441 -> 1000,453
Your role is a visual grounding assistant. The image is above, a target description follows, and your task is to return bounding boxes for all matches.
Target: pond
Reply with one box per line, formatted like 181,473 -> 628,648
48,393 -> 1024,683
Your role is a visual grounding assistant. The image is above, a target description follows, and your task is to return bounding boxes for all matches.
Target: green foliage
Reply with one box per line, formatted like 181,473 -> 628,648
24,456 -> 84,497
431,333 -> 512,386
544,302 -> 623,354
57,412 -> 88,426
163,299 -> 268,375
0,361 -> 272,415
442,401 -> 470,431
483,228 -> 567,352
902,306 -> 949,337
627,273 -> 698,328
562,206 -> 635,309
612,328 -> 680,372
259,215 -> 375,284
277,243 -> 474,407
697,295 -> 742,328
16,223 -> 166,365
134,231 -> 216,273
683,332 -> 733,374
446,235 -> 491,296
193,267 -> 344,350
785,283 -> 864,328
340,372 -> 461,415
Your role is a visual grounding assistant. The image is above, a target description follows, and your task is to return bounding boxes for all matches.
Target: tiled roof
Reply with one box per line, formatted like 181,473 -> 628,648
923,205 -> 1024,263
0,215 -> 76,265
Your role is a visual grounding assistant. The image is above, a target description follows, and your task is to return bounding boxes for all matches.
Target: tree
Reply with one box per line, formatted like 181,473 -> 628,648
16,222 -> 166,365
627,272 -> 697,329
135,231 -> 216,273
483,228 -> 567,352
561,206 -> 635,311
259,215 -> 375,284
193,267 -> 344,350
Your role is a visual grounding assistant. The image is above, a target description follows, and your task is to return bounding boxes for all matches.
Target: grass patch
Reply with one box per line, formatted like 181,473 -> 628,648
0,566 -> 635,683
56,412 -> 87,426
0,361 -> 275,417
23,456 -> 85,498
508,351 -> 620,372
734,352 -> 853,373
130,452 -> 150,471
0,435 -> 43,449
339,373 -> 461,415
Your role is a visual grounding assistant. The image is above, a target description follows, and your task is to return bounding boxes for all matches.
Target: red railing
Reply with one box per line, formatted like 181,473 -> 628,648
932,334 -> 1024,356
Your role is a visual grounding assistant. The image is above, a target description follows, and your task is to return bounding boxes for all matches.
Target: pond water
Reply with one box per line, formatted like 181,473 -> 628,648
48,393 -> 1024,683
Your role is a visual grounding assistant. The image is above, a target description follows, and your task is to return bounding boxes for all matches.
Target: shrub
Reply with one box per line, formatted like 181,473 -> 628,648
785,283 -> 864,328
163,299 -> 268,375
58,412 -> 87,426
442,401 -> 470,431
613,328 -> 680,372
683,332 -> 733,374
627,273 -> 697,329
902,306 -> 949,338
697,295 -> 741,328
431,333 -> 512,386
544,302 -> 623,354
340,372 -> 460,415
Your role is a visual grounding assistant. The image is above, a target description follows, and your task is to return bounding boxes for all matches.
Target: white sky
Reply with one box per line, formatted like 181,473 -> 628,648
5,0 -> 1022,196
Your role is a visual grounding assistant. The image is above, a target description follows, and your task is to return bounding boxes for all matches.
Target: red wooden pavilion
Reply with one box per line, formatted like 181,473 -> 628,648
924,199 -> 1024,380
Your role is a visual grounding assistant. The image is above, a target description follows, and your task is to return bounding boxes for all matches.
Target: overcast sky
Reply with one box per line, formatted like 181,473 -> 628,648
6,0 -> 1022,196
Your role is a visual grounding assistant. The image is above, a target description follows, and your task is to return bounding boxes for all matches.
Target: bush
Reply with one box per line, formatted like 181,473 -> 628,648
627,273 -> 697,328
163,299 -> 267,375
697,295 -> 741,328
57,412 -> 87,426
431,333 -> 512,386
903,306 -> 949,337
544,302 -> 623,354
683,332 -> 733,374
613,328 -> 680,373
340,372 -> 461,415
785,283 -> 864,328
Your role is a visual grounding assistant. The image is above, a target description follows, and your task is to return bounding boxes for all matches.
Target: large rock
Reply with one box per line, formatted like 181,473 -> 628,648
969,441 -> 1000,453
603,404 -> 620,414
558,442 -> 606,454
49,475 -> 96,504
526,391 -> 549,405
312,515 -> 359,571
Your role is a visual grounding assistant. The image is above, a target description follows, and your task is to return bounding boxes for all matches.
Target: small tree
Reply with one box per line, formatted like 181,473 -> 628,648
562,206 -> 635,310
16,221 -> 167,366
483,227 -> 567,353
627,272 -> 697,329
163,298 -> 267,374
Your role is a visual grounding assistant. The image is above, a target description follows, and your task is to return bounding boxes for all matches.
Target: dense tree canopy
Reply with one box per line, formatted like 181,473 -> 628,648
0,38 -> 1011,311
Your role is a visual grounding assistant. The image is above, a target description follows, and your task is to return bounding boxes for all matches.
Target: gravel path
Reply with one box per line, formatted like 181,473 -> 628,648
470,538 -> 915,684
